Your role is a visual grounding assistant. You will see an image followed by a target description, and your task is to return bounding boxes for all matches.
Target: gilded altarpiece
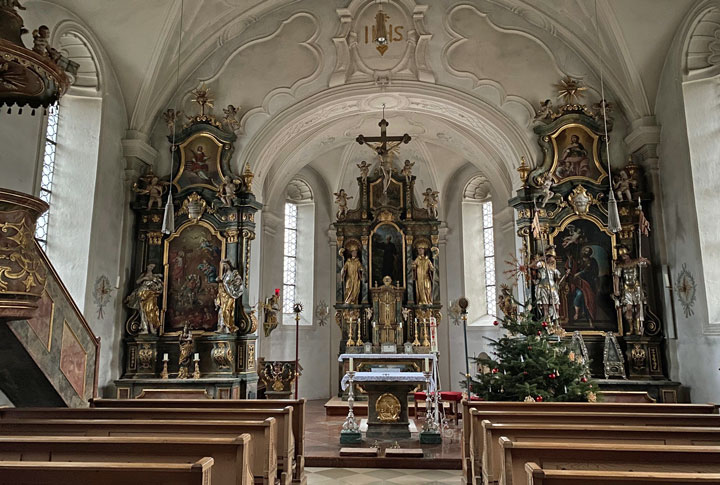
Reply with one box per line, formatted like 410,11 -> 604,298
510,93 -> 678,400
116,108 -> 261,399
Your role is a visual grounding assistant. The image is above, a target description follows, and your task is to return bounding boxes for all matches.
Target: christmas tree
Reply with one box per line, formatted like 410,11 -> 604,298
466,304 -> 598,403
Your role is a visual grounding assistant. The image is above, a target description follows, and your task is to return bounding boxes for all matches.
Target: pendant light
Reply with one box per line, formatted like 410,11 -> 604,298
374,2 -> 389,55
595,0 -> 621,233
162,0 -> 184,235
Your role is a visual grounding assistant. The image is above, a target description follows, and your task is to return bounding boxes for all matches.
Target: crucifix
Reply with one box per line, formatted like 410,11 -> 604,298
356,105 -> 412,194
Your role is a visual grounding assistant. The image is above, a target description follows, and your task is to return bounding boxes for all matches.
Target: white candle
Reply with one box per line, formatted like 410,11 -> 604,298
194,353 -> 200,362
424,358 -> 429,372
115,276 -> 120,288
349,357 -> 354,372
399,321 -> 402,329
163,353 -> 169,361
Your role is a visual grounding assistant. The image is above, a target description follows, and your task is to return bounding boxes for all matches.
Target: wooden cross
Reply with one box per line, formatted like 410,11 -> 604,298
356,118 -> 412,157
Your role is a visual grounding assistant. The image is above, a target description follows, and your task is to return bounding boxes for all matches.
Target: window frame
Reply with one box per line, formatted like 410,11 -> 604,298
35,104 -> 60,250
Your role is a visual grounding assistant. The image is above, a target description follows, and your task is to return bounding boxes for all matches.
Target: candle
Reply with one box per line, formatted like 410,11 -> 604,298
194,353 -> 200,362
115,275 -> 120,288
349,357 -> 354,372
424,358 -> 429,372
163,353 -> 169,361
399,320 -> 402,329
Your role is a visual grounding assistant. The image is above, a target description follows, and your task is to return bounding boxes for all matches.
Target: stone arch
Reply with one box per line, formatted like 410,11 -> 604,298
463,174 -> 492,201
57,31 -> 100,91
285,177 -> 314,203
683,4 -> 720,79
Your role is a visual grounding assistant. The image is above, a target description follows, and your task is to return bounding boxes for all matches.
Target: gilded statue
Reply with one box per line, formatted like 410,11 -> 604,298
334,189 -> 353,220
215,259 -> 244,334
533,246 -> 566,329
177,324 -> 193,379
133,173 -> 169,210
613,245 -> 648,336
498,284 -> 517,319
341,242 -> 363,304
125,264 -> 163,335
412,241 -> 434,305
262,289 -> 281,337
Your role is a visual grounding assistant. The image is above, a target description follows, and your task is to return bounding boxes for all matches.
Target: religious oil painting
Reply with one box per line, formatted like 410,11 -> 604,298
551,217 -> 619,333
164,222 -> 225,331
550,124 -> 606,183
173,133 -> 225,191
370,223 -> 405,288
370,177 -> 403,209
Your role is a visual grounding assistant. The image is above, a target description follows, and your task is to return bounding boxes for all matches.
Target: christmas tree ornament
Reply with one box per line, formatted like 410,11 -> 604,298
536,396 -> 544,402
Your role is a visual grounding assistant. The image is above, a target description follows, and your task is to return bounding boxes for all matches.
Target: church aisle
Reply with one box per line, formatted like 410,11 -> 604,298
306,467 -> 460,484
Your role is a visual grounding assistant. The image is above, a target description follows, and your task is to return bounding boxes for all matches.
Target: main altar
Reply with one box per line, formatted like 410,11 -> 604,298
114,87 -> 261,399
332,115 -> 444,442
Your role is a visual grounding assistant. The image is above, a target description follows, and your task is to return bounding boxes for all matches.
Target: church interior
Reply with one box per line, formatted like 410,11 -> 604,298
2,0 -> 720,483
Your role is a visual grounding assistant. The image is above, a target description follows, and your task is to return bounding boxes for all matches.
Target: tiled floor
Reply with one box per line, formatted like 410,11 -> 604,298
307,467 -> 461,484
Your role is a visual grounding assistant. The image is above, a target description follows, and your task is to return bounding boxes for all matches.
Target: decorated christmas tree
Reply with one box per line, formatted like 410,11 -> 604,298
466,303 -> 598,403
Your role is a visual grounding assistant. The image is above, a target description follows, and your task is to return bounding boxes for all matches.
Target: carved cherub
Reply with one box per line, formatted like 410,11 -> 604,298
613,170 -> 636,202
32,25 -> 58,60
2,0 -> 26,10
401,159 -> 415,182
534,99 -> 554,121
538,174 -> 555,207
222,104 -> 241,132
133,174 -> 169,210
217,176 -> 239,207
422,187 -> 440,219
356,160 -> 370,180
162,108 -> 183,132
334,189 -> 353,220
592,99 -> 614,121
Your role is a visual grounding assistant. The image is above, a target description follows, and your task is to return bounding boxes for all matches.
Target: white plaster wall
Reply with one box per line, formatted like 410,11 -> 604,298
0,111 -> 44,193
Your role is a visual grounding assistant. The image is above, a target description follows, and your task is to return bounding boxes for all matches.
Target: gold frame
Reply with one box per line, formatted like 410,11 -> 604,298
550,123 -> 608,184
549,213 -> 621,335
60,320 -> 88,398
172,132 -> 225,191
161,219 -> 227,334
369,221 -> 406,288
369,177 -> 404,209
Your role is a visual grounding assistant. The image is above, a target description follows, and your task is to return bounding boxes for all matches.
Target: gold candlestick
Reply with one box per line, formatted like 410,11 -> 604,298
355,318 -> 364,346
346,318 -> 355,346
412,318 -> 421,346
160,355 -> 169,380
192,354 -> 201,379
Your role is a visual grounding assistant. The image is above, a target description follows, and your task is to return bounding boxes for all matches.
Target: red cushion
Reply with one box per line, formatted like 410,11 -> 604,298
414,392 -> 427,400
469,396 -> 484,401
440,391 -> 463,401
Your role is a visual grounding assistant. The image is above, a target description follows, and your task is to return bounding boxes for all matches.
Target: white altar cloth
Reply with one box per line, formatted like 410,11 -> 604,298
338,353 -> 436,362
340,371 -> 433,391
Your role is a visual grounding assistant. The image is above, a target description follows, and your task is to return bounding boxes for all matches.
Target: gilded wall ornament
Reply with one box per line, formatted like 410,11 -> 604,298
676,263 -> 697,318
567,185 -> 593,215
376,392 -> 401,422
211,341 -> 233,370
177,192 -> 213,221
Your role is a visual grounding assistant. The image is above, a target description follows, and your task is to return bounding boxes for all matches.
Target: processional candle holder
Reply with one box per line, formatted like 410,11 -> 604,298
346,317 -> 355,346
419,369 -> 441,444
340,369 -> 362,444
192,353 -> 201,379
160,353 -> 169,380
293,303 -> 303,400
355,318 -> 364,346
422,318 -> 430,347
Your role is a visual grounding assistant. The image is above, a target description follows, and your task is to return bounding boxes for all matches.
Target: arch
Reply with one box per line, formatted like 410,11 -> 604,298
463,174 -> 491,201
683,3 -> 720,79
57,31 -> 100,91
286,178 -> 314,203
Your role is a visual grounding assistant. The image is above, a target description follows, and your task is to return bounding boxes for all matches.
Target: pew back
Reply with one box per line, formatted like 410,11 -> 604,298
0,457 -> 214,485
525,462 -> 720,485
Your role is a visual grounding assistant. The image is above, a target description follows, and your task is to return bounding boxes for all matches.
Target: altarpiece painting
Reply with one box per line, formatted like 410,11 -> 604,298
550,124 -> 606,184
370,222 -> 405,287
173,132 -> 226,191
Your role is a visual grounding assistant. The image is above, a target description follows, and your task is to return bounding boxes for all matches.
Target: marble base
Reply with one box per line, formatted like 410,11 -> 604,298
366,422 -> 411,439
419,430 -> 442,444
340,430 -> 362,444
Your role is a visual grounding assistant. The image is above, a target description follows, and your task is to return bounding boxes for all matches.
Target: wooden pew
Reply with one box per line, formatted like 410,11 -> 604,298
483,422 -> 720,485
0,435 -> 253,485
0,457 -> 214,485
0,406 -> 293,485
0,418 -> 277,485
92,398 -> 306,484
504,442 -> 720,485
467,409 -> 720,485
525,462 -> 720,485
460,400 -> 718,485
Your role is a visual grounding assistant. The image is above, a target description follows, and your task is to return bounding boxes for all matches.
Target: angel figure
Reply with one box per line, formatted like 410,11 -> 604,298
422,187 -> 440,219
133,174 -> 169,210
534,99 -> 554,121
334,189 -> 353,220
125,264 -> 163,335
222,104 -> 241,132
3,0 -> 26,11
613,170 -> 635,202
401,159 -> 415,183
162,108 -> 183,132
498,284 -> 517,319
538,174 -> 555,207
31,25 -> 51,57
357,160 -> 370,180
262,289 -> 281,337
217,176 -> 239,207
591,99 -> 613,121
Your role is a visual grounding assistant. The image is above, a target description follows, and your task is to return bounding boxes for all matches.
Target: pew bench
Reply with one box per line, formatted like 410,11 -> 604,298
525,462 -> 720,485
482,422 -> 720,485
460,400 -> 718,485
0,435 -> 253,485
0,457 -> 214,485
502,441 -> 720,485
0,418 -> 277,485
91,398 -> 306,484
0,406 -> 293,485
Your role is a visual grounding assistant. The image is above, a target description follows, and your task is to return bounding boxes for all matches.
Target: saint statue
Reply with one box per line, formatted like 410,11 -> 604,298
341,242 -> 363,304
412,241 -> 434,305
613,245 -> 648,335
215,259 -> 244,334
533,246 -> 565,329
262,289 -> 281,337
125,264 -> 163,335
177,324 -> 193,379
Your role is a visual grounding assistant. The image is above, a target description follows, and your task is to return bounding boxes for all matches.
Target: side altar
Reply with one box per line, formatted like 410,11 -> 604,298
333,115 -> 443,398
115,87 -> 261,399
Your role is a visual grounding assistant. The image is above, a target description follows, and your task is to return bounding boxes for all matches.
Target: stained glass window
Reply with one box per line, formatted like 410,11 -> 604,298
283,202 -> 298,314
35,105 -> 59,250
482,201 -> 497,314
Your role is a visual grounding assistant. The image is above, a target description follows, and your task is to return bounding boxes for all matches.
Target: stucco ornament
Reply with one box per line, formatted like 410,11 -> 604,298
676,263 -> 697,318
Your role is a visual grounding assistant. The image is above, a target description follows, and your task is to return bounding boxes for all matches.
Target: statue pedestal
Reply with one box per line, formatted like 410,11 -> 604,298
364,382 -> 417,439
419,430 -> 442,444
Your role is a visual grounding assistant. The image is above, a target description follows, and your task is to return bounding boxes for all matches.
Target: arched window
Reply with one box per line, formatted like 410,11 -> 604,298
282,179 -> 315,324
462,175 -> 496,324
34,105 -> 60,251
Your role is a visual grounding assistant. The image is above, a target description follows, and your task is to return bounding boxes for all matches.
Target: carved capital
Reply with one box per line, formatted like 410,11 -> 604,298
147,231 -> 163,245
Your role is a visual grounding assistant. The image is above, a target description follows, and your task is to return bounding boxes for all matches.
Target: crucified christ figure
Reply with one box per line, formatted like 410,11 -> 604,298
356,113 -> 411,195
